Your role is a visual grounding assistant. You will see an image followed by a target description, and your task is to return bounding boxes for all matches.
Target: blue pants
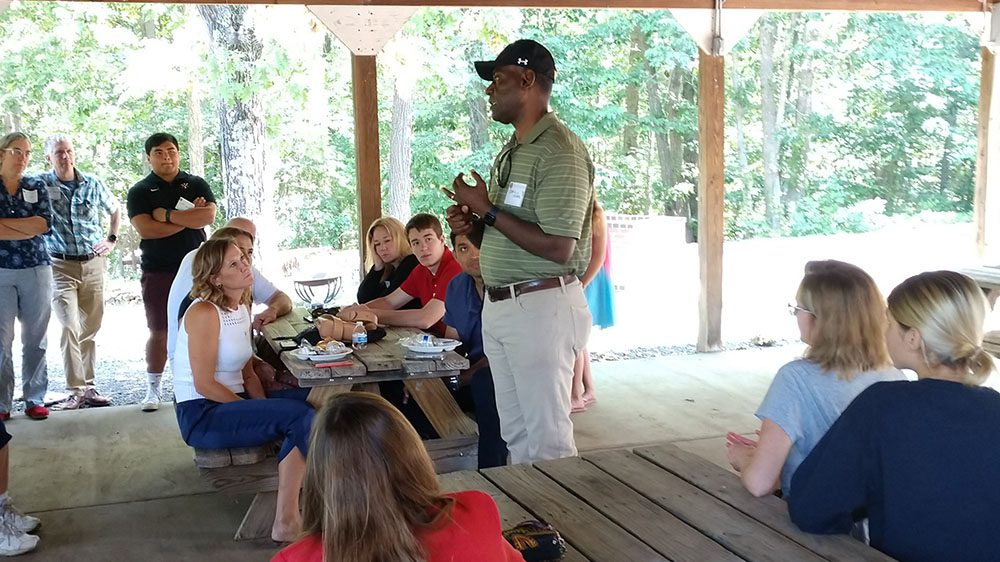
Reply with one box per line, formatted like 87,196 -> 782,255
470,367 -> 507,469
0,266 -> 51,411
175,394 -> 314,461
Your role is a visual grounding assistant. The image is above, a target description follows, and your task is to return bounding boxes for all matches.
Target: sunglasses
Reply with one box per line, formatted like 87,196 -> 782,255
494,144 -> 520,189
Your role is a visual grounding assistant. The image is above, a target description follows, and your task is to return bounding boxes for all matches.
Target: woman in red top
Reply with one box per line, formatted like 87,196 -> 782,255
272,392 -> 524,562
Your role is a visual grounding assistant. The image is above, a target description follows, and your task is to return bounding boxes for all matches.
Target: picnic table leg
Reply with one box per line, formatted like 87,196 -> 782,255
233,490 -> 277,541
306,383 -> 353,409
402,378 -> 478,438
353,382 -> 380,394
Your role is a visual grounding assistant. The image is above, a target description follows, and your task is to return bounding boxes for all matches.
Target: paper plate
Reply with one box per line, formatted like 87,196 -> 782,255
293,349 -> 352,362
400,337 -> 461,354
292,343 -> 352,362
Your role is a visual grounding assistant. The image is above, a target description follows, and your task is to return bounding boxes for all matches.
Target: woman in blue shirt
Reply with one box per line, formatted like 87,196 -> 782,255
790,271 -> 1000,562
0,133 -> 52,421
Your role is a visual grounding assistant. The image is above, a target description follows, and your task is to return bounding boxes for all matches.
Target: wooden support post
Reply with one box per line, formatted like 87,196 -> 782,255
977,6 -> 1000,262
353,53 -> 382,271
697,49 -> 724,352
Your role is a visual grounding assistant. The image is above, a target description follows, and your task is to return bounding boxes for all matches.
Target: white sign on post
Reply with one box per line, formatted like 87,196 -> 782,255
306,6 -> 418,57
670,8 -> 763,56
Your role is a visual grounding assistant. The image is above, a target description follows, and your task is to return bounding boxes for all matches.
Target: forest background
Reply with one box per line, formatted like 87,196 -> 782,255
0,4 -> 983,279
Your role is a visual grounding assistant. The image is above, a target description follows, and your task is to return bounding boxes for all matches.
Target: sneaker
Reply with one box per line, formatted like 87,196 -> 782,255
140,386 -> 161,412
53,394 -> 85,411
24,406 -> 48,420
82,388 -> 111,407
0,516 -> 37,556
0,503 -> 39,534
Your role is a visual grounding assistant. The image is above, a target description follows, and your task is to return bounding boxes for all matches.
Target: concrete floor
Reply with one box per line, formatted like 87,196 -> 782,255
9,344 -> 794,561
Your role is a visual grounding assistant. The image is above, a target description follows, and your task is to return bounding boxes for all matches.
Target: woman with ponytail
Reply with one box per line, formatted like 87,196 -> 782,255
789,270 -> 1000,562
272,392 -> 523,562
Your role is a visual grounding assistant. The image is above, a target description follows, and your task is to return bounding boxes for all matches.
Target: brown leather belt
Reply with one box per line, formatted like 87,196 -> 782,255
51,252 -> 96,262
487,275 -> 576,302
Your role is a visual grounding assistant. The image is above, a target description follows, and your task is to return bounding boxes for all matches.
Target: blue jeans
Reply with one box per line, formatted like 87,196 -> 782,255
175,394 -> 314,461
0,266 -> 52,411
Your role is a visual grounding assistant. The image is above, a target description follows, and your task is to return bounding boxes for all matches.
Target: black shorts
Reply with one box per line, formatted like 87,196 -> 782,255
140,270 -> 177,331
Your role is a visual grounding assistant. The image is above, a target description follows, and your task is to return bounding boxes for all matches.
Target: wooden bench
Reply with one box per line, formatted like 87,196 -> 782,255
194,434 -> 480,541
194,444 -> 279,541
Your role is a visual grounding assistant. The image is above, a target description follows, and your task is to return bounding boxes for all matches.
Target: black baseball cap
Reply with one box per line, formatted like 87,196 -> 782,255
474,39 -> 556,82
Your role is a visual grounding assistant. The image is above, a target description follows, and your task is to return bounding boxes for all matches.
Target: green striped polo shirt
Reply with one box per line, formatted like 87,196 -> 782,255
480,112 -> 595,287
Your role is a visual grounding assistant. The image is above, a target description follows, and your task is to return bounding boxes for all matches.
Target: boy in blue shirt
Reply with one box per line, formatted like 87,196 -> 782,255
443,219 -> 507,468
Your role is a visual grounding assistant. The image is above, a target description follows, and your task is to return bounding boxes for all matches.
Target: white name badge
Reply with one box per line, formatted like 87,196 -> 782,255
504,182 -> 527,207
22,190 -> 38,204
46,186 -> 61,201
175,197 -> 195,211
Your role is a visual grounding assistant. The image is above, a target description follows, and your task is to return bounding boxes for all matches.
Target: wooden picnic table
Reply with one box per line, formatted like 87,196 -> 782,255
261,308 -> 479,471
440,442 -> 895,562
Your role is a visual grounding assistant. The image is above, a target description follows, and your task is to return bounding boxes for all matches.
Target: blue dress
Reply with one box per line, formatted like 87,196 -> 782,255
584,234 -> 616,329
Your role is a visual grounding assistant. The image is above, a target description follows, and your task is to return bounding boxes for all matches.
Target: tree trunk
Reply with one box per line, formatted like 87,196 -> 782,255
187,84 -> 205,178
388,83 -> 414,221
623,23 -> 642,155
197,5 -> 271,252
760,15 -> 782,232
646,70 -> 668,217
735,101 -> 750,184
940,101 -> 958,195
467,91 -> 489,154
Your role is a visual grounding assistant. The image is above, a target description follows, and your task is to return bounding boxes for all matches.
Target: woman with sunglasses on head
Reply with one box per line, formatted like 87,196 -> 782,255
790,271 -> 1000,561
725,260 -> 904,499
273,392 -> 523,562
173,239 -> 315,542
0,133 -> 53,421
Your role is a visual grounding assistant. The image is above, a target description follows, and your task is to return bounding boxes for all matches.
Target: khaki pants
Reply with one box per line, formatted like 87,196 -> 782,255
482,279 -> 591,464
51,257 -> 106,392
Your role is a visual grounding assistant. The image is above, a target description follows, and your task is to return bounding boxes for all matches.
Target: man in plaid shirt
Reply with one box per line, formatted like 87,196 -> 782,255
38,135 -> 120,410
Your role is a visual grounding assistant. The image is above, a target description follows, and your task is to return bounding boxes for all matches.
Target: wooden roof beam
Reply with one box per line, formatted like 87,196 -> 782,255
59,0 -> 996,11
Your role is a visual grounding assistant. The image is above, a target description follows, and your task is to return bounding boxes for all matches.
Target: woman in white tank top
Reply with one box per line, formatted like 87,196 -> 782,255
172,239 -> 314,543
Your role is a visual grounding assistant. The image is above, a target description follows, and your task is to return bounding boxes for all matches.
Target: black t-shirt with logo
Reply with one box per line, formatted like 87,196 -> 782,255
126,171 -> 216,272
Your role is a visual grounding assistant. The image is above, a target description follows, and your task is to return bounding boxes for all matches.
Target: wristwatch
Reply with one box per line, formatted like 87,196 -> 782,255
483,205 -> 499,227
164,209 -> 172,224
107,234 -> 118,243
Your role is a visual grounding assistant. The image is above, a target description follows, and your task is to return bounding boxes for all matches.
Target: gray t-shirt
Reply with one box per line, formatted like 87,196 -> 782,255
755,358 -> 906,497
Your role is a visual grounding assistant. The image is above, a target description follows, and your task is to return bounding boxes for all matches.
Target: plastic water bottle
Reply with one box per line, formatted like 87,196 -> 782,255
351,321 -> 368,350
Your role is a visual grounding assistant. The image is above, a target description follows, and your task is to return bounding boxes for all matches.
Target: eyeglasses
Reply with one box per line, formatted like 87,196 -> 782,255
494,143 -> 520,189
788,303 -> 814,317
1,148 -> 30,159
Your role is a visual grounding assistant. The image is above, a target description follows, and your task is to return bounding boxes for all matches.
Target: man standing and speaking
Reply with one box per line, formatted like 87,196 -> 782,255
445,39 -> 594,464
39,135 -> 120,410
127,133 -> 216,412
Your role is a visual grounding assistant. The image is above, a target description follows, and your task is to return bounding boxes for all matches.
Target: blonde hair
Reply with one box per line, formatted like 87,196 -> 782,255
190,239 -> 251,310
797,261 -> 892,379
365,217 -> 412,276
301,392 -> 454,562
887,270 -> 995,386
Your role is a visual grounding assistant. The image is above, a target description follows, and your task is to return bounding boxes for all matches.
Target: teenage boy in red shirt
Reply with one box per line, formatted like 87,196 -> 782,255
345,213 -> 462,337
